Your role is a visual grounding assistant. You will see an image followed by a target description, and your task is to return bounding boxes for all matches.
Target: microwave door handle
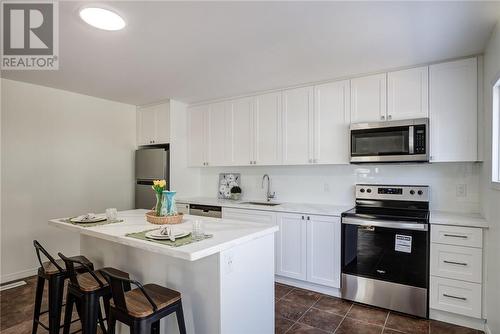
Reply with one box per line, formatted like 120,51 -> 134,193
342,217 -> 428,231
409,125 -> 414,154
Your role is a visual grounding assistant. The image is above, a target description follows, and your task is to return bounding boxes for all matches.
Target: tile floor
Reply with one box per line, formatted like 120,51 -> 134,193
275,283 -> 483,334
0,277 -> 485,334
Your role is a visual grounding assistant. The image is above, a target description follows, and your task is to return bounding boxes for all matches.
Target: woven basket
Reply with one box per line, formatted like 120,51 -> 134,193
145,211 -> 184,225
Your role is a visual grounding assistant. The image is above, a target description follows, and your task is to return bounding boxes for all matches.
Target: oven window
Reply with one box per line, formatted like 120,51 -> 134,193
342,224 -> 428,288
351,127 -> 409,156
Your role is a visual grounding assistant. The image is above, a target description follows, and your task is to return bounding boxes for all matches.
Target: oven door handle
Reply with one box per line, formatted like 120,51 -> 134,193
342,217 -> 428,231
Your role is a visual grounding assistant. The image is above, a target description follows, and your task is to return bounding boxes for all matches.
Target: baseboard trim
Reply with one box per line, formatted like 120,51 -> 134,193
0,267 -> 37,284
429,309 -> 485,331
275,275 -> 341,298
484,323 -> 492,334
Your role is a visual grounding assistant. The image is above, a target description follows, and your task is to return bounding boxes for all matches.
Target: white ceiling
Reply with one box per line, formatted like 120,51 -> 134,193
2,1 -> 500,105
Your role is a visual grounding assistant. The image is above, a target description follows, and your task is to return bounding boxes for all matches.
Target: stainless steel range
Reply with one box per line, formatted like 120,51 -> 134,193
341,184 -> 430,318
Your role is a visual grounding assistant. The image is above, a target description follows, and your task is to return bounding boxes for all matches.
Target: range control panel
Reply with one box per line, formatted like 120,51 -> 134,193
356,184 -> 429,202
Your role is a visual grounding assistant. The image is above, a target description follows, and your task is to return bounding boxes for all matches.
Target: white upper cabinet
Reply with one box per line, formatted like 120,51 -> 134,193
208,102 -> 232,166
230,97 -> 254,166
137,102 -> 170,146
313,80 -> 351,164
430,57 -> 478,162
187,104 -> 208,167
282,86 -> 314,165
254,92 -> 282,165
350,73 -> 387,123
388,66 -> 429,121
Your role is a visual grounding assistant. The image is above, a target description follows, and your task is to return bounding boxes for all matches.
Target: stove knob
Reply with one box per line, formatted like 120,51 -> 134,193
410,190 -> 415,195
418,190 -> 423,196
360,188 -> 365,193
367,189 -> 372,193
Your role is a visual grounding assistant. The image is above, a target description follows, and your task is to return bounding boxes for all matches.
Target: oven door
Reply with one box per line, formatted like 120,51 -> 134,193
350,119 -> 429,163
341,217 -> 429,289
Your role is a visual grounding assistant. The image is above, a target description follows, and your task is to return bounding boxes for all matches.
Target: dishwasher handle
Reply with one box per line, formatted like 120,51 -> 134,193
189,204 -> 222,218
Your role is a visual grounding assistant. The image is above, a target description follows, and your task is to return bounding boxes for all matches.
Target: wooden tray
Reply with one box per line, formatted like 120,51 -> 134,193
145,211 -> 183,225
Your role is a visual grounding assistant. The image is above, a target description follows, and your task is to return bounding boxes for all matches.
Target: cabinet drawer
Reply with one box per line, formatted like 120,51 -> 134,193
430,244 -> 482,283
430,276 -> 481,318
222,208 -> 277,225
431,225 -> 482,248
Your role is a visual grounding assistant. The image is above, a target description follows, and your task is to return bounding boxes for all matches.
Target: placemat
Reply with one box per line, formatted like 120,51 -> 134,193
60,218 -> 124,228
126,229 -> 213,247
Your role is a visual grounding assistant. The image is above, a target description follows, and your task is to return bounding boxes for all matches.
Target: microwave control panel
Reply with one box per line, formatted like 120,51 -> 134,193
414,125 -> 426,154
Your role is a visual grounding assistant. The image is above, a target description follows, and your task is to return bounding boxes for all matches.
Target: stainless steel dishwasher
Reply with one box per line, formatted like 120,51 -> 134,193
189,204 -> 222,218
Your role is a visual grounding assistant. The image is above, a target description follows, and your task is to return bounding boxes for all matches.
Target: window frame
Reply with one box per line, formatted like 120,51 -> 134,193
492,78 -> 500,190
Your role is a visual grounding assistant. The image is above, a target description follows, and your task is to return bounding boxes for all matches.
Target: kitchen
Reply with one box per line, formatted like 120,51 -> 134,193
1,2 -> 499,334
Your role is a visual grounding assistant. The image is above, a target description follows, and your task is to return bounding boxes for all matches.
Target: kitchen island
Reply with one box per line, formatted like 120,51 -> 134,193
49,209 -> 278,334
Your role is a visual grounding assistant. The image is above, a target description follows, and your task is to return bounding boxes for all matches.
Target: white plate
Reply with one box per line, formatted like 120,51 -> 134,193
70,216 -> 107,223
145,230 -> 190,240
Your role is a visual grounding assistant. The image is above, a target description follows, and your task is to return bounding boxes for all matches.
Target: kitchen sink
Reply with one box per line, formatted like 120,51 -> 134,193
240,201 -> 281,206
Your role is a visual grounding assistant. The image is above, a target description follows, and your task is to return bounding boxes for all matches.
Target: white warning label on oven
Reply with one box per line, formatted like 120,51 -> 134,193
395,234 -> 412,253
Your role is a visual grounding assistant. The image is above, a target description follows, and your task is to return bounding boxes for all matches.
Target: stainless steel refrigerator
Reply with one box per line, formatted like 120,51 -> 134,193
135,148 -> 169,209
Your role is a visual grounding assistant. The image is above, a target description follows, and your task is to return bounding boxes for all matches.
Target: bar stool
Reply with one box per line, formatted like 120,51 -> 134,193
59,252 -> 130,334
101,268 -> 187,334
32,240 -> 94,334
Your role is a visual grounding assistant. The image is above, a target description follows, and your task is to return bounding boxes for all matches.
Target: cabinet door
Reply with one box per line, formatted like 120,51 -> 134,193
208,102 -> 232,166
137,107 -> 156,145
155,103 -> 170,144
350,73 -> 387,123
388,66 -> 429,121
230,97 -> 254,166
306,215 -> 341,288
430,58 -> 477,162
282,87 -> 313,165
187,105 -> 208,167
254,92 -> 282,165
314,80 -> 350,164
276,213 -> 307,280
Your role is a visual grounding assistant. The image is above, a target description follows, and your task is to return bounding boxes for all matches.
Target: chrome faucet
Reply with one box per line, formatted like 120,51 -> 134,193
262,174 -> 276,202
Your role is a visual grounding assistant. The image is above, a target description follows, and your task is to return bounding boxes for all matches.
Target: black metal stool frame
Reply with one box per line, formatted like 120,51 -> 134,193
32,240 -> 92,334
59,252 -> 110,334
102,269 -> 187,334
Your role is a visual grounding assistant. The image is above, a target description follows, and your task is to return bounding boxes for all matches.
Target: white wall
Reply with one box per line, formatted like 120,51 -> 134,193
199,163 -> 480,213
0,79 -> 137,283
480,23 -> 500,334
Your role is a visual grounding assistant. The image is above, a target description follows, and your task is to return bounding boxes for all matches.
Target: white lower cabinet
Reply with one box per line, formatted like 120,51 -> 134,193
222,208 -> 341,289
306,215 -> 341,288
276,213 -> 340,288
430,224 -> 483,319
276,213 -> 308,280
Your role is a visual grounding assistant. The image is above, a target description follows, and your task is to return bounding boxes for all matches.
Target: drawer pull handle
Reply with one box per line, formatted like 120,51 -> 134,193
443,260 -> 468,266
443,293 -> 467,301
443,234 -> 468,239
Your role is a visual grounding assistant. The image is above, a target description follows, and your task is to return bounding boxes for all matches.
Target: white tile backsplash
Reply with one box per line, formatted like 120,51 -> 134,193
199,163 -> 480,213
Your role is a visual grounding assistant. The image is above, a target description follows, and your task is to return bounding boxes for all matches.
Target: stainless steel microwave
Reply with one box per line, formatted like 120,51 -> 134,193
350,118 -> 429,163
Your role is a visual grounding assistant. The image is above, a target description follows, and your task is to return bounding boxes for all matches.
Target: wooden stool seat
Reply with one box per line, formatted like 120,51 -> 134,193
111,284 -> 181,318
42,255 -> 92,275
76,271 -> 109,292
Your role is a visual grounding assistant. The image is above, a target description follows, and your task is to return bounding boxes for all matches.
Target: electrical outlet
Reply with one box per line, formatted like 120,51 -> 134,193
456,184 -> 467,197
324,183 -> 330,192
224,252 -> 234,274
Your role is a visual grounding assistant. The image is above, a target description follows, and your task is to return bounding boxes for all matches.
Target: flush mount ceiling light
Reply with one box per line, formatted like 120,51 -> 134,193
79,7 -> 125,31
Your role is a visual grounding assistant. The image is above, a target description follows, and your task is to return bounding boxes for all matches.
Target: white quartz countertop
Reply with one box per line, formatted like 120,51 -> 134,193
177,197 -> 352,217
430,211 -> 489,228
49,209 -> 278,261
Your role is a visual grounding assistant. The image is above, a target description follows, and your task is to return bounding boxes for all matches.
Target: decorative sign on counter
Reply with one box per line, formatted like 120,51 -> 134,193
218,173 -> 241,199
